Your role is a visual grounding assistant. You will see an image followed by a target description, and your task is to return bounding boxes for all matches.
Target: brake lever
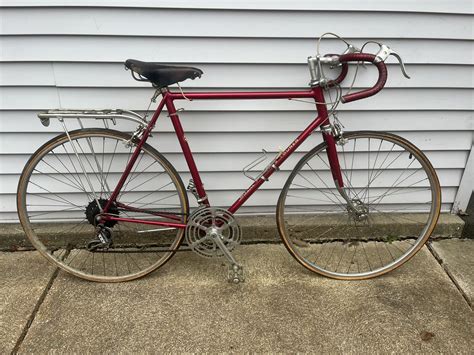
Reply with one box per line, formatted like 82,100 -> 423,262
343,44 -> 361,55
390,52 -> 411,79
374,44 -> 411,79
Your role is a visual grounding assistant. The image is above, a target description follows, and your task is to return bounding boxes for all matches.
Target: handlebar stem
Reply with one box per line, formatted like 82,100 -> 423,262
307,55 -> 346,87
307,56 -> 327,87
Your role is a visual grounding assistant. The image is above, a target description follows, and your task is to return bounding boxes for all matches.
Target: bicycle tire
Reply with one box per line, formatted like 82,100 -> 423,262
17,128 -> 189,282
277,131 -> 441,280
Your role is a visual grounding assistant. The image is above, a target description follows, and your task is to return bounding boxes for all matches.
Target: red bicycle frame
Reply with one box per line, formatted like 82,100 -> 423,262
103,86 -> 344,228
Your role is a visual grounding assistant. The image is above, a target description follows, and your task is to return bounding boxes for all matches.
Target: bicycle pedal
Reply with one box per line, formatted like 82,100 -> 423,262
228,264 -> 244,284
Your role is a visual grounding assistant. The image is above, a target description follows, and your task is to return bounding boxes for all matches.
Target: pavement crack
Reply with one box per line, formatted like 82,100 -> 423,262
427,241 -> 472,310
10,267 -> 60,354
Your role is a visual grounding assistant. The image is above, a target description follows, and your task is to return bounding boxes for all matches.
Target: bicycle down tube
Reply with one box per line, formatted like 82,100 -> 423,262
102,86 -> 345,228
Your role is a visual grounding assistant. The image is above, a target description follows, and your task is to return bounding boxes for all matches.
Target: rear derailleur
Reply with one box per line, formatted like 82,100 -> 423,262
87,224 -> 113,251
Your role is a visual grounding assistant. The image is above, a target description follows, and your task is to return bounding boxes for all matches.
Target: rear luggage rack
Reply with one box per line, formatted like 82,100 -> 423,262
37,109 -> 147,127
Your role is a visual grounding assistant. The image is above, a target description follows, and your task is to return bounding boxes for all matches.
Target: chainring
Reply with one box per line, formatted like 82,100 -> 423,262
185,207 -> 241,258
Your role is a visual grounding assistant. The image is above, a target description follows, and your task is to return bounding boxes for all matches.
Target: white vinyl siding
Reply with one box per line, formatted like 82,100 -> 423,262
0,1 -> 472,221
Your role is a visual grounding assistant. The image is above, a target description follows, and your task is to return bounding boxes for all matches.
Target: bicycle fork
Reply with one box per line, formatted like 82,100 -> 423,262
323,129 -> 368,219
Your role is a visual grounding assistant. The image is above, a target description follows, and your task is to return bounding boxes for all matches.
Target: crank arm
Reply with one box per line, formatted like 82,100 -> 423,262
212,234 -> 244,283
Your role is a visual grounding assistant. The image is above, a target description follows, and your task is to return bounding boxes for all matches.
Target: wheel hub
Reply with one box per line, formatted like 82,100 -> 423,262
85,198 -> 119,227
347,199 -> 369,222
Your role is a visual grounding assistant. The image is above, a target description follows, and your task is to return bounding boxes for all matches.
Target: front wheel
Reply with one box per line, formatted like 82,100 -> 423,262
277,131 -> 441,279
17,128 -> 189,282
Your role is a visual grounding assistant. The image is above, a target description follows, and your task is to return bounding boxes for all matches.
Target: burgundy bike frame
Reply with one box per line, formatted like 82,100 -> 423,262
103,86 -> 344,229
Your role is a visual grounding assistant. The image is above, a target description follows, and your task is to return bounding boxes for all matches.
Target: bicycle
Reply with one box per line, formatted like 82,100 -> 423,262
17,34 -> 441,283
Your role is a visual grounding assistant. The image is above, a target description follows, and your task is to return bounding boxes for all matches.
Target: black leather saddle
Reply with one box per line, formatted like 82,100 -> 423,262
125,59 -> 203,88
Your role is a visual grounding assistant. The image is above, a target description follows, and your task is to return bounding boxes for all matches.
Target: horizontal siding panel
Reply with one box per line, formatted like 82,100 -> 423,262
1,131 -> 471,154
0,202 -> 458,222
0,154 -> 463,177
2,62 -> 472,89
0,187 -> 459,214
1,63 -> 56,86
0,87 -> 472,111
1,37 -> 472,65
2,8 -> 472,40
1,0 -> 471,15
1,111 -> 472,133
0,168 -> 462,194
0,151 -> 468,175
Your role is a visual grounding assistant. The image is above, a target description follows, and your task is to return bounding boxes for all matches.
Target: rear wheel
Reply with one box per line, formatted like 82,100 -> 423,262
17,128 -> 189,282
277,131 -> 441,279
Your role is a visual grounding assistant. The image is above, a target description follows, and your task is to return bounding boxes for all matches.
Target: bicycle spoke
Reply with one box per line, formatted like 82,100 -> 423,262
295,171 -> 344,208
294,215 -> 349,243
123,171 -> 166,194
280,132 -> 439,279
368,173 -> 428,207
33,168 -> 86,193
286,193 -> 344,205
75,138 -> 108,196
85,136 -> 112,195
363,158 -> 418,203
368,179 -> 429,207
368,205 -> 428,225
28,182 -> 83,208
306,161 -> 347,207
27,206 -> 81,218
20,130 -> 186,281
334,244 -> 348,272
104,140 -> 119,184
118,150 -> 147,200
349,138 -> 356,185
367,184 -> 429,203
40,157 -> 89,194
339,146 -> 363,200
61,145 -> 89,194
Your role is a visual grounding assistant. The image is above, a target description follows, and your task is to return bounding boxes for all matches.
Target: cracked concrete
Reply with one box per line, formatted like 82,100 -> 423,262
430,239 -> 474,307
0,213 -> 465,250
1,240 -> 473,353
0,252 -> 56,353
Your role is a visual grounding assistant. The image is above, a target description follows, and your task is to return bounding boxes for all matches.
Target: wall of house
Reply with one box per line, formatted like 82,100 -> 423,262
0,1 -> 472,220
